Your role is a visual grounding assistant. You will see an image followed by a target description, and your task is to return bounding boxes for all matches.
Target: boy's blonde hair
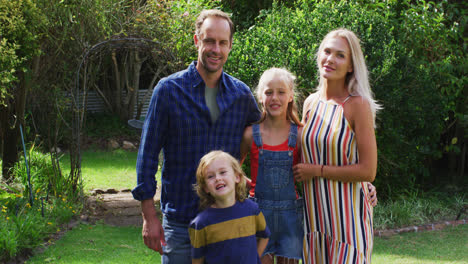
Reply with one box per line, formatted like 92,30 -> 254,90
255,67 -> 302,126
316,28 -> 381,123
195,151 -> 247,210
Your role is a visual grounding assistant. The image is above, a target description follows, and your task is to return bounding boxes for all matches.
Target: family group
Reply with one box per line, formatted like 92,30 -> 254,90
132,9 -> 379,264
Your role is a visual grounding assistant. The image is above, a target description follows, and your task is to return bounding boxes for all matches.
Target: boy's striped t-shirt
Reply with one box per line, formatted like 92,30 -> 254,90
189,199 -> 270,263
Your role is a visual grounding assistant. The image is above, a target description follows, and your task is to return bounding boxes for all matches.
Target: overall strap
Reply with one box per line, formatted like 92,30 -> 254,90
252,124 -> 263,149
288,123 -> 298,149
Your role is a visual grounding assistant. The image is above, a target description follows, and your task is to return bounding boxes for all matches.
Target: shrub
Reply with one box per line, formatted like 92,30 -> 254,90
1,148 -> 80,262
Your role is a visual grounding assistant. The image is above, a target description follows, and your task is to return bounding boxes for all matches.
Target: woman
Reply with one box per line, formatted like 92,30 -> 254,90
293,29 -> 380,263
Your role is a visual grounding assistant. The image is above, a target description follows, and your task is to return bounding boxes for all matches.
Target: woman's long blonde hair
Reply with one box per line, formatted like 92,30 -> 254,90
194,151 -> 247,210
316,29 -> 381,123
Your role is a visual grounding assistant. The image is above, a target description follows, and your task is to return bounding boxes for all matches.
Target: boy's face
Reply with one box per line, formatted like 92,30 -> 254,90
203,157 -> 240,201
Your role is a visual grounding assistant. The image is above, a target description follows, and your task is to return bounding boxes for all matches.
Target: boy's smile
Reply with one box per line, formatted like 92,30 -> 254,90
203,157 -> 240,208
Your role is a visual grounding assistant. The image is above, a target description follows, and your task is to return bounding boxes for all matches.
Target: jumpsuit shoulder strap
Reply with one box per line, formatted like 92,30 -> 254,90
252,123 -> 263,148
288,123 -> 298,148
341,94 -> 353,106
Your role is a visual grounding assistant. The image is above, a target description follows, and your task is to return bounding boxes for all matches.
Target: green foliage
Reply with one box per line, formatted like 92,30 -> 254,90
226,0 -> 466,197
85,113 -> 136,139
26,0 -> 123,140
0,191 -> 78,262
11,146 -> 78,198
0,39 -> 19,105
0,158 -> 80,263
0,0 -> 44,104
373,191 -> 465,230
0,146 -> 81,261
395,0 -> 467,180
133,0 -> 220,69
218,0 -> 294,31
12,147 -> 55,195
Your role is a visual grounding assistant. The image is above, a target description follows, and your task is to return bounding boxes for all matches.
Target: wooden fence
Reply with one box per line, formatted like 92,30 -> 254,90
71,89 -> 152,118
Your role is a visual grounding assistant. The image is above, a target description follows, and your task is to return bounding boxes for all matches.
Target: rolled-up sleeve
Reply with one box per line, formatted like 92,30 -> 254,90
132,80 -> 168,201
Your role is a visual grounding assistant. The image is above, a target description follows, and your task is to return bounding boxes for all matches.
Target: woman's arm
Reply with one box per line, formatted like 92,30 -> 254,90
296,126 -> 303,161
293,97 -> 377,183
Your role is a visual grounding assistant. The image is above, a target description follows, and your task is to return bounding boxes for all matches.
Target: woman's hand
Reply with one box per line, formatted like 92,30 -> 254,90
293,163 -> 317,182
367,183 -> 378,207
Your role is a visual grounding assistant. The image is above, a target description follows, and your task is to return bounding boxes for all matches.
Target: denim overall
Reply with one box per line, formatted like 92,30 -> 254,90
252,123 -> 304,259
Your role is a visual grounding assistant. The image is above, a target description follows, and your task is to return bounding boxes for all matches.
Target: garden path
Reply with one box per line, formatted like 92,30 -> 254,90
83,188 -> 161,226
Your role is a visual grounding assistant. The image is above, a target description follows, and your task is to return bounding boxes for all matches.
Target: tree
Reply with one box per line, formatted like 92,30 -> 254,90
0,0 -> 44,180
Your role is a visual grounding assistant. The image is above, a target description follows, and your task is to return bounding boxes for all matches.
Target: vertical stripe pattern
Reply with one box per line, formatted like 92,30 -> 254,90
301,97 -> 373,264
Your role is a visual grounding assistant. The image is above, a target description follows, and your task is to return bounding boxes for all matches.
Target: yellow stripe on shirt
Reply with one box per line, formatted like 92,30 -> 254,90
189,212 -> 266,248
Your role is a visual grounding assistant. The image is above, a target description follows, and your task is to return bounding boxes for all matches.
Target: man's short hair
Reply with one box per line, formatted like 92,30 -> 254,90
195,9 -> 235,41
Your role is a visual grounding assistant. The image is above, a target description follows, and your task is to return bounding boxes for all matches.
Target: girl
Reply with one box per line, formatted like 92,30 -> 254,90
189,150 -> 270,264
294,28 -> 380,263
241,68 -> 303,264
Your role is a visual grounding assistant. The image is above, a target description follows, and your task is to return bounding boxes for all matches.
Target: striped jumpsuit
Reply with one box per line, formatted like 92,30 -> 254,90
301,95 -> 373,264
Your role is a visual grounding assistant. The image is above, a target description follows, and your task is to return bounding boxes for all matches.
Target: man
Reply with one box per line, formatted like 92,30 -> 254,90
132,9 -> 261,263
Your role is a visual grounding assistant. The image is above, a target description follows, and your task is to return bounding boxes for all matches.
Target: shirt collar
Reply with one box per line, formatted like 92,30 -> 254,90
189,61 -> 227,92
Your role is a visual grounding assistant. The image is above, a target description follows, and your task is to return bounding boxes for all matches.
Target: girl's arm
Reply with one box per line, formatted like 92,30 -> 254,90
293,97 -> 377,183
240,126 -> 253,164
257,237 -> 269,257
192,258 -> 204,264
240,126 -> 253,188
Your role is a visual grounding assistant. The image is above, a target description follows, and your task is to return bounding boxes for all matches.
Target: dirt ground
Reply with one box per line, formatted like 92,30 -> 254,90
81,188 -> 161,226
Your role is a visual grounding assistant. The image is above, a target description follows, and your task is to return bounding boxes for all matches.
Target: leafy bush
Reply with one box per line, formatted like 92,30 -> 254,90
0,0 -> 45,106
12,146 -> 78,198
1,148 -> 80,262
226,0 -> 465,197
0,191 -> 77,261
373,191 -> 466,230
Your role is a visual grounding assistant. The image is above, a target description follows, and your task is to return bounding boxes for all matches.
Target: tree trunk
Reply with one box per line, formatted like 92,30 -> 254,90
111,50 -> 122,116
1,70 -> 28,180
1,106 -> 19,180
129,51 -> 145,120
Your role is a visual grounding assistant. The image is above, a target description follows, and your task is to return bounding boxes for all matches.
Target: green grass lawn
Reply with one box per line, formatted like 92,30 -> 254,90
60,149 -> 161,192
26,223 -> 467,263
373,224 -> 468,263
25,223 -> 161,264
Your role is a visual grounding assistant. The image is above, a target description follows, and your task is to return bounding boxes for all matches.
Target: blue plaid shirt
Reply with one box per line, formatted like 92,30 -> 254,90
132,62 -> 261,223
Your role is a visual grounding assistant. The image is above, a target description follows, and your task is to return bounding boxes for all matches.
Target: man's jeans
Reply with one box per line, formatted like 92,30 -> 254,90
161,214 -> 192,264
